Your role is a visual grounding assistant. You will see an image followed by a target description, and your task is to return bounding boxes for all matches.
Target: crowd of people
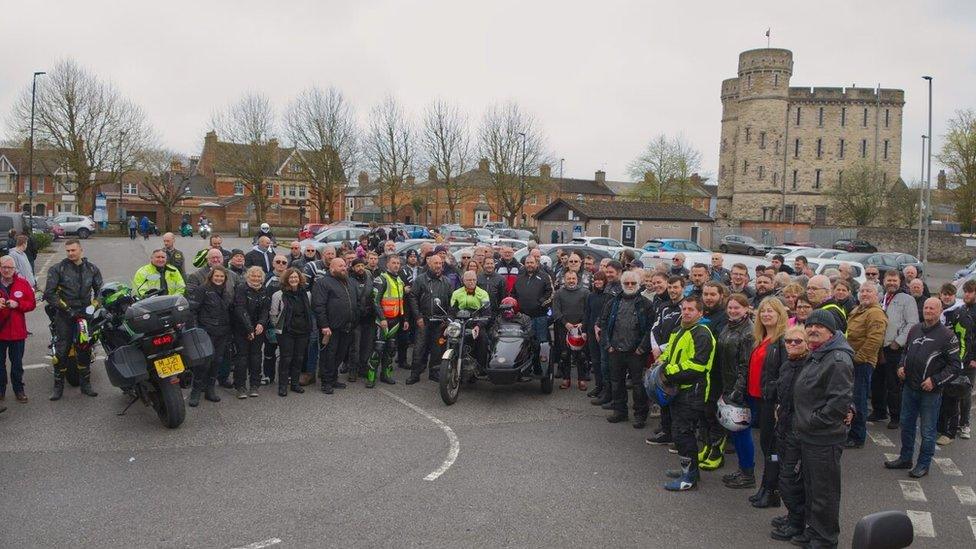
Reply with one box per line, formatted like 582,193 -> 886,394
1,230 -> 972,548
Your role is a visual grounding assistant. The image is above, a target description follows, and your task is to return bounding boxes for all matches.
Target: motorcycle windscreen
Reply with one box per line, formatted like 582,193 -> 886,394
490,337 -> 532,369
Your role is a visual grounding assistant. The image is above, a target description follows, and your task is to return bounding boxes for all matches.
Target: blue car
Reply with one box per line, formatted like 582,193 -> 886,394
642,238 -> 709,253
400,224 -> 431,239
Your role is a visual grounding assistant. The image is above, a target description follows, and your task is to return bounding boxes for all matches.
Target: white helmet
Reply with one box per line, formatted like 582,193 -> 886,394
716,396 -> 751,432
260,223 -> 270,231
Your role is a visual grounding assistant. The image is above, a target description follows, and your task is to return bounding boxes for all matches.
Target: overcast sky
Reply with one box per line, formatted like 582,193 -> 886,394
2,0 -> 974,185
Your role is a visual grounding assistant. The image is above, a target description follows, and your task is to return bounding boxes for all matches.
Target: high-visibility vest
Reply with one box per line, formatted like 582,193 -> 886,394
380,272 -> 404,319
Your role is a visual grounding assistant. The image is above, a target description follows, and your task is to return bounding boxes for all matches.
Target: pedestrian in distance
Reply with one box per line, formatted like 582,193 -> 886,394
128,215 -> 138,239
187,265 -> 234,407
8,235 -> 35,288
0,256 -> 36,404
269,268 -> 311,397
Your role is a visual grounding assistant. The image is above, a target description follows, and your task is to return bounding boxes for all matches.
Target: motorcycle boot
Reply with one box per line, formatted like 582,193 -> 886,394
49,373 -> 65,401
79,376 -> 98,397
664,457 -> 699,491
365,351 -> 379,388
699,438 -> 726,471
204,381 -> 221,402
380,364 -> 396,385
188,389 -> 202,407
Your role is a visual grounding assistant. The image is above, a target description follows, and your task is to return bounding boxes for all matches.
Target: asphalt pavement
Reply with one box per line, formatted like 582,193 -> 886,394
1,236 -> 974,548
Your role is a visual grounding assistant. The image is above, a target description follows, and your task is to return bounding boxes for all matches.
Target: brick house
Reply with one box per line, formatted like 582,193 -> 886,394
0,145 -> 81,216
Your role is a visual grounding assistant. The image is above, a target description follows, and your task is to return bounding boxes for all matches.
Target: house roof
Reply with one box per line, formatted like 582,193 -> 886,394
0,147 -> 66,176
417,167 -> 618,196
535,199 -> 713,223
209,140 -> 297,178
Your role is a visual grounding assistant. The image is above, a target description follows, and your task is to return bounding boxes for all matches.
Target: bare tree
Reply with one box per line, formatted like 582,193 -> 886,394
477,101 -> 548,226
421,100 -> 473,219
826,162 -> 888,226
364,96 -> 415,222
884,179 -> 921,229
137,149 -> 189,232
938,109 -> 976,232
626,134 -> 702,202
211,93 -> 278,224
285,86 -> 358,223
8,59 -> 153,214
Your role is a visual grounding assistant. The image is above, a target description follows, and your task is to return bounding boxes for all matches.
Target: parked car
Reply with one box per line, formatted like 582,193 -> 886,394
493,228 -> 535,241
483,221 -> 508,231
467,228 -> 494,242
50,213 -> 96,239
395,238 -> 436,257
399,224 -> 431,239
955,258 -> 976,281
765,245 -> 813,259
813,259 -> 868,285
783,241 -> 818,247
444,228 -> 478,243
782,247 -> 840,260
833,239 -> 877,253
570,236 -> 625,253
833,252 -> 923,274
298,223 -> 327,241
332,220 -> 370,228
490,238 -> 528,251
515,244 -> 614,265
643,238 -> 710,253
299,226 -> 369,252
718,234 -> 771,256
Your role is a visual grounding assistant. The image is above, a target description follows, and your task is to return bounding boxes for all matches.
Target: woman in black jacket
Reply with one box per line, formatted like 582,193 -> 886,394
270,268 -> 312,397
188,266 -> 234,407
233,266 -> 270,399
770,326 -> 810,542
717,293 -> 756,489
583,271 -> 608,399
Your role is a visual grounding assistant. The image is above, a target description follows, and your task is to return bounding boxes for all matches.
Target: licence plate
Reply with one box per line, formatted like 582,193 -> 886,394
153,354 -> 185,378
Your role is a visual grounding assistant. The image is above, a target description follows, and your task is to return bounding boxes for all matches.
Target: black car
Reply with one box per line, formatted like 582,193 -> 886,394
833,252 -> 923,274
833,239 -> 877,253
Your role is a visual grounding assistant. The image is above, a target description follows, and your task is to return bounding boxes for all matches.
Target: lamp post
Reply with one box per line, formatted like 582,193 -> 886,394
518,131 -> 526,226
921,76 -> 933,265
27,70 -> 45,221
916,134 -> 927,259
116,130 -> 127,225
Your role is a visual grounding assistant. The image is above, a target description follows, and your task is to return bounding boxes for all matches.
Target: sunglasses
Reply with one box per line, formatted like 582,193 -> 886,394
622,281 -> 639,286
274,260 -> 288,264
785,338 -> 804,345
672,258 -> 680,262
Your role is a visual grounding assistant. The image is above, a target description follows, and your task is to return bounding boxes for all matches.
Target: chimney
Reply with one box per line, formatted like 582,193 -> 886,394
540,164 -> 551,178
406,175 -> 416,187
938,169 -> 947,191
428,166 -> 437,182
358,171 -> 369,186
690,173 -> 702,186
170,159 -> 183,173
201,131 -> 218,177
594,170 -> 605,183
478,158 -> 490,172
268,138 -> 279,149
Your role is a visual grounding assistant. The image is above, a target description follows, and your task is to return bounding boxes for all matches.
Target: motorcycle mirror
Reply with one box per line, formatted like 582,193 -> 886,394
84,305 -> 96,315
434,298 -> 441,306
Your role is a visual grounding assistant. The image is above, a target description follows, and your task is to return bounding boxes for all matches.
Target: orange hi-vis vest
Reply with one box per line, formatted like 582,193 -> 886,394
380,272 -> 404,319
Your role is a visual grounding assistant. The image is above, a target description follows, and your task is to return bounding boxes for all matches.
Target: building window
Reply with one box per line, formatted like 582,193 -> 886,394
345,197 -> 355,213
773,73 -> 779,87
743,160 -> 749,175
784,204 -> 796,223
885,108 -> 890,128
883,139 -> 890,160
794,138 -> 800,158
759,132 -> 766,149
287,185 -> 296,197
123,182 -> 138,195
818,107 -> 824,127
815,206 -> 827,225
530,195 -> 537,205
453,210 -> 462,222
747,74 -> 752,88
861,139 -> 868,158
721,139 -> 727,152
773,172 -> 778,184
0,202 -> 12,212
838,170 -> 844,185
841,107 -> 846,127
0,175 -> 13,193
298,185 -> 307,199
234,181 -> 244,195
883,172 -> 888,185
795,107 -> 801,126
791,170 -> 798,190
266,184 -> 275,198
758,165 -> 765,180
745,127 -> 751,143
775,140 -> 780,154
815,169 -> 822,189
863,107 -> 869,127
816,138 -> 823,159
839,139 -> 845,159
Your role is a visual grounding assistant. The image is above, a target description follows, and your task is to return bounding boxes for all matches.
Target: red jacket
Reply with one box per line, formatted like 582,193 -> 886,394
0,274 -> 36,340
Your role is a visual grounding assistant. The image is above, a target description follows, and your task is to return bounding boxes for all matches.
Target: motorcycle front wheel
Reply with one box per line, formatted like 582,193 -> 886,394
439,357 -> 461,405
65,356 -> 81,387
540,360 -> 554,394
152,378 -> 186,429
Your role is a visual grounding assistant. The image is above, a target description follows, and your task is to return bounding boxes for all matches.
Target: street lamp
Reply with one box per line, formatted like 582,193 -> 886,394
916,134 -> 927,259
27,70 -> 45,222
518,131 -> 526,226
117,130 -> 127,225
921,76 -> 933,265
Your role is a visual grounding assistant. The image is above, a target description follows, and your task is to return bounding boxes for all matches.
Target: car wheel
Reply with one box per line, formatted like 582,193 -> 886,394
747,247 -> 755,256
77,228 -> 91,239
719,245 -> 728,253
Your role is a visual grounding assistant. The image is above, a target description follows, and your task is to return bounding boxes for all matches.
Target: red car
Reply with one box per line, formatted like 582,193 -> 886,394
298,223 -> 327,241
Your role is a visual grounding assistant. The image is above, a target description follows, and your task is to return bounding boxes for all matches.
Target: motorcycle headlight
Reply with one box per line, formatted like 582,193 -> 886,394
445,322 -> 462,338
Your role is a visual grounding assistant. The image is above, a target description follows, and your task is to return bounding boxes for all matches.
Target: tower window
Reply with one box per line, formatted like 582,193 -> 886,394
773,172 -> 778,184
759,132 -> 766,149
816,138 -> 823,159
839,139 -> 845,159
773,73 -> 779,87
841,107 -> 846,127
815,169 -> 822,189
791,170 -> 798,190
784,204 -> 796,223
885,108 -> 890,128
745,127 -> 751,143
863,108 -> 869,127
883,172 -> 888,185
861,139 -> 868,158
884,139 -> 889,160
758,165 -> 765,180
743,160 -> 749,175
838,170 -> 844,185
747,74 -> 752,88
794,138 -> 800,158
818,107 -> 824,127
775,140 -> 780,154
795,107 -> 801,126
815,206 -> 827,225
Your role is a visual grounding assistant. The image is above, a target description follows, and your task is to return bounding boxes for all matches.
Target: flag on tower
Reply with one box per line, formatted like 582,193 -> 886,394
765,28 -> 770,38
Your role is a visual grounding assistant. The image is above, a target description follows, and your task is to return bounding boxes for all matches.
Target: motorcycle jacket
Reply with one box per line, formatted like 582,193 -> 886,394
408,270 -> 457,321
132,263 -> 186,297
44,258 -> 103,315
373,271 -> 406,320
716,316 -> 754,402
234,282 -> 271,335
660,320 -> 716,400
164,247 -> 186,275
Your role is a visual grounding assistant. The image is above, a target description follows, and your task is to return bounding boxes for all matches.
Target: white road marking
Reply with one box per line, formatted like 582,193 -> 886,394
906,510 -> 935,538
868,431 -> 895,447
968,517 -> 976,541
954,486 -> 976,506
24,363 -> 49,370
899,480 -> 927,502
934,457 -> 963,476
233,538 -> 282,549
380,389 -> 459,481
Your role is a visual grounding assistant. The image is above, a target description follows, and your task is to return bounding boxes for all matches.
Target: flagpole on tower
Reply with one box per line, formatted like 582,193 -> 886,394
766,28 -> 771,48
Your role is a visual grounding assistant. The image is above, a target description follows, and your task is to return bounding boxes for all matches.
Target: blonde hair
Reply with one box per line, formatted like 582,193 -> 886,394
782,282 -> 804,298
753,296 -> 789,347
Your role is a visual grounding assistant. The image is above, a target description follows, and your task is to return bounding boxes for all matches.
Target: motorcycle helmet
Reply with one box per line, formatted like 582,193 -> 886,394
500,297 -> 519,321
260,223 -> 270,232
716,396 -> 752,432
566,325 -> 586,351
100,282 -> 134,313
643,363 -> 677,406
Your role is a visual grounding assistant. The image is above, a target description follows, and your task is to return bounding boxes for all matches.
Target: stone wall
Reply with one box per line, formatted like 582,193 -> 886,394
856,227 -> 972,264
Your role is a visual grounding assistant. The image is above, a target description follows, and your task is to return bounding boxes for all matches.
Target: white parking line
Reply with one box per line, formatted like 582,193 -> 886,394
380,389 -> 459,482
934,457 -> 963,476
899,480 -> 927,502
954,486 -> 976,506
868,431 -> 895,447
906,510 -> 935,538
968,517 -> 976,541
233,538 -> 281,549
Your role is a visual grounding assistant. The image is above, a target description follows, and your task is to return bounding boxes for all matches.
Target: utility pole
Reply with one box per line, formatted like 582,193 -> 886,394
916,134 -> 927,259
922,76 -> 933,265
558,157 -> 564,197
117,130 -> 127,225
518,132 -> 526,227
27,71 -> 45,221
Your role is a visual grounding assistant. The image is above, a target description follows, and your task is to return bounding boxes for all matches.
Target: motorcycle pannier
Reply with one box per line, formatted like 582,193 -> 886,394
124,294 -> 193,334
179,327 -> 214,368
105,344 -> 149,387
